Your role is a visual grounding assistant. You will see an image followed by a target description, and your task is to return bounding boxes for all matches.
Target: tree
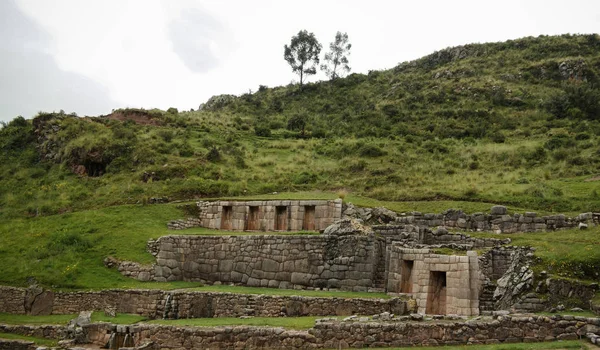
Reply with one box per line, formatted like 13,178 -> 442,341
321,32 -> 351,80
284,30 -> 322,87
287,110 -> 309,137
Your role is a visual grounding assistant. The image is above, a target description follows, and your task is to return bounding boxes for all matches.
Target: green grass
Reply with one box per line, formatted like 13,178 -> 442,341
472,226 -> 600,280
0,332 -> 57,346
185,284 -> 391,299
0,203 -> 212,289
91,312 -> 148,324
367,340 -> 587,350
0,312 -> 147,325
0,313 -> 75,325
148,316 -> 326,329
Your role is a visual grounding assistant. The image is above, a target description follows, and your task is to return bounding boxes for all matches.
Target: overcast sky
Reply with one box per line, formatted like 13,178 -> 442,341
1,0 -> 599,122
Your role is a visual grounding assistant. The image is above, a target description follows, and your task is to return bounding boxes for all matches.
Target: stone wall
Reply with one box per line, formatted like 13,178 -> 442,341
0,339 -> 35,350
349,204 -> 599,233
0,286 -> 26,314
373,224 -> 510,248
80,315 -> 600,349
0,286 -> 407,319
149,234 -> 385,292
386,246 -> 480,316
0,324 -> 64,341
195,199 -> 342,231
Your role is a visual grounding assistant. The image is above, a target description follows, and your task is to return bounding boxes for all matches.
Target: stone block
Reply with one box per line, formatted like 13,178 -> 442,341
291,272 -> 312,285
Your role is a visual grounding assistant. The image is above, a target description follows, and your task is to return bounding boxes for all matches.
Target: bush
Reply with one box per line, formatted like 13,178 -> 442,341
357,143 -> 387,157
207,147 -> 221,162
254,125 -> 271,137
490,132 -> 506,143
167,107 -> 179,114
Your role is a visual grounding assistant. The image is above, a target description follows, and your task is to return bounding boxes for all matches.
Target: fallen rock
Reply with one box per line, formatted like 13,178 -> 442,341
323,218 -> 374,236
491,205 -> 507,215
410,313 -> 424,321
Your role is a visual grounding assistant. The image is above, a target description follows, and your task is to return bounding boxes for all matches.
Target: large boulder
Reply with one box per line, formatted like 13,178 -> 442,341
323,218 -> 374,236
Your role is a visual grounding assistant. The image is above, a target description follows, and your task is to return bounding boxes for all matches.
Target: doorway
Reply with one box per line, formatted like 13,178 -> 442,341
247,206 -> 259,230
426,271 -> 447,315
220,206 -> 232,230
400,260 -> 414,293
303,206 -> 315,230
275,206 -> 288,231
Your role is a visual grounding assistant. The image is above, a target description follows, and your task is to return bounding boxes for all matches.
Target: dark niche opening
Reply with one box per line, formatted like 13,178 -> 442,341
275,206 -> 288,231
426,271 -> 447,315
302,205 -> 315,230
247,206 -> 259,231
400,260 -> 414,293
220,206 -> 232,230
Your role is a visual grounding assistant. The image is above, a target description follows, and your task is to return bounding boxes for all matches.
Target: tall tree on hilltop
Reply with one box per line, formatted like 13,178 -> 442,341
284,30 -> 322,87
321,32 -> 352,80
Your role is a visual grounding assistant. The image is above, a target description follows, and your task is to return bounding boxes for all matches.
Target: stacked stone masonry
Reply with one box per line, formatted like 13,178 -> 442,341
150,234 -> 385,292
389,206 -> 598,233
78,315 -> 600,349
191,199 -> 343,231
0,286 -> 407,319
386,246 -> 480,316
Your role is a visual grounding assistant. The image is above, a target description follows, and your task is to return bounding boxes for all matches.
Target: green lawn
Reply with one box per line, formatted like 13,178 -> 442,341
0,312 -> 146,325
149,316 -> 326,329
471,226 -> 600,280
0,332 -> 57,346
0,313 -> 76,325
186,284 -> 391,299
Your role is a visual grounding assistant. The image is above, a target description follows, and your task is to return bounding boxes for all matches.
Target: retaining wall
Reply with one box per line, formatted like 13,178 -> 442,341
148,234 -> 385,292
392,207 -> 598,233
81,315 -> 600,349
0,286 -> 406,319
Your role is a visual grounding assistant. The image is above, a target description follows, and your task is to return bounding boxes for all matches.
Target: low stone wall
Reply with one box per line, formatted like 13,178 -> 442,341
81,315 -> 600,349
392,207 -> 597,233
148,234 -> 385,292
0,324 -> 64,340
0,339 -> 35,350
373,225 -> 510,248
0,286 -> 407,319
312,315 -> 600,348
0,286 -> 26,314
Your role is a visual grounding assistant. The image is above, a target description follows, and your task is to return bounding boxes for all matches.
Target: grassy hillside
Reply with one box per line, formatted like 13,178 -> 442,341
0,34 -> 599,289
2,35 -> 600,220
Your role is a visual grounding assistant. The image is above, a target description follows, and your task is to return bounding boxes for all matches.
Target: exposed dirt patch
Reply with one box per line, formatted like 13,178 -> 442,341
585,175 -> 600,182
105,110 -> 163,126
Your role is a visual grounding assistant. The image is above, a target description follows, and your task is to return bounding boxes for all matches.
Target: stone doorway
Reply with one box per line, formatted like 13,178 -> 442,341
275,206 -> 288,231
220,206 -> 232,230
426,271 -> 447,315
400,260 -> 414,293
303,206 -> 315,230
247,206 -> 259,230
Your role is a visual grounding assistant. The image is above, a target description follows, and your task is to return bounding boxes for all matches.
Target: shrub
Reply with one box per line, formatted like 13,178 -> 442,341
206,147 -> 221,162
357,144 -> 387,157
167,107 -> 179,114
254,125 -> 271,137
158,130 -> 174,142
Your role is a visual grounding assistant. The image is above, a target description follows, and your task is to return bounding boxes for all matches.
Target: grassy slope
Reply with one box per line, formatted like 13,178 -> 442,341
0,34 -> 599,289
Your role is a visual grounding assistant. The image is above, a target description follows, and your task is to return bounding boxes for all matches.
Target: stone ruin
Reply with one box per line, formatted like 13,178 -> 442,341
118,200 -> 598,318
2,200 -> 600,349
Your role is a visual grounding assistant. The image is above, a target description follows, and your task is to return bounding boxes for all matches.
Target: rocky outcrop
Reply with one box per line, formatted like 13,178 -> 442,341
322,218 -> 374,236
493,248 -> 535,311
